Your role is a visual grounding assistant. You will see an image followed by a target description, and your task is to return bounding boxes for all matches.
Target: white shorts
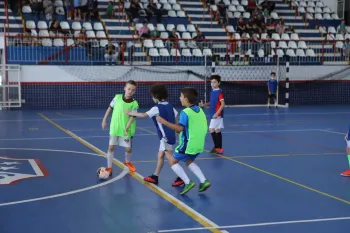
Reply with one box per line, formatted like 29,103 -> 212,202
109,136 -> 132,148
209,118 -> 224,130
346,140 -> 350,148
159,139 -> 173,151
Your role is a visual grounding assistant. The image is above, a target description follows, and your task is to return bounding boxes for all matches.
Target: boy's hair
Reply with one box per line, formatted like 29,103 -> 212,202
271,72 -> 276,76
181,87 -> 198,104
126,80 -> 137,86
210,75 -> 221,83
150,84 -> 168,100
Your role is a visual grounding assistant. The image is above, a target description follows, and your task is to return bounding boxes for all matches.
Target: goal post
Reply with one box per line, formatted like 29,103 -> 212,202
204,56 -> 289,108
0,64 -> 22,109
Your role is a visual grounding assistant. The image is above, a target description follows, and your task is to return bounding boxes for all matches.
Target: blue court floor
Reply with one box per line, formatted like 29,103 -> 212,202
1,105 -> 350,233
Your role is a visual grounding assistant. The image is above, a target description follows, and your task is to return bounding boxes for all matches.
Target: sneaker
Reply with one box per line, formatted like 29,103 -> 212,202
107,167 -> 113,177
199,180 -> 211,192
144,174 -> 158,184
124,161 -> 136,172
172,177 -> 184,186
180,181 -> 195,195
216,148 -> 224,154
210,147 -> 217,153
340,169 -> 350,176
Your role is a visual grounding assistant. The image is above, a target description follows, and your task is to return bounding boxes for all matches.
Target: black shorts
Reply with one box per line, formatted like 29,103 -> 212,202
268,93 -> 276,98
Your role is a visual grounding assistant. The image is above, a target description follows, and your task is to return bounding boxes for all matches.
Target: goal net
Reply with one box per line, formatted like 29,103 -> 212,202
204,57 -> 287,108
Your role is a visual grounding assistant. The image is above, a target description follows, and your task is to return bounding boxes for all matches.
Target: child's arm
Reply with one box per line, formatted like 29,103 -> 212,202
125,110 -> 148,118
213,99 -> 225,118
157,116 -> 183,133
102,107 -> 112,129
124,116 -> 135,136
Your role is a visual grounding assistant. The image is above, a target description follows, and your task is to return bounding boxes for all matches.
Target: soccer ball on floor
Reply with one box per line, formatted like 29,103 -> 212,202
97,167 -> 109,179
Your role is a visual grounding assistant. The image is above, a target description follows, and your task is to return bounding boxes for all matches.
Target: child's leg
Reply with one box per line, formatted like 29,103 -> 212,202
186,157 -> 211,192
209,119 -> 219,150
273,94 -> 277,107
341,141 -> 350,176
346,146 -> 350,168
215,128 -> 223,150
106,136 -> 118,175
107,144 -> 116,169
169,154 -> 191,185
212,118 -> 224,153
154,151 -> 166,176
119,137 -> 136,172
185,159 -> 206,183
144,150 -> 165,184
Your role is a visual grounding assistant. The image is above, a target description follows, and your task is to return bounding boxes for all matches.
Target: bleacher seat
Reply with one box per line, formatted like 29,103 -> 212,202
4,0 -> 348,65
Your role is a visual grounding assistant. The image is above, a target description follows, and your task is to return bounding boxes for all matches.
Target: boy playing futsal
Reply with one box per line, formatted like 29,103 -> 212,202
342,131 -> 350,176
199,75 -> 225,154
125,84 -> 184,186
157,87 -> 211,195
267,72 -> 278,108
102,80 -> 139,175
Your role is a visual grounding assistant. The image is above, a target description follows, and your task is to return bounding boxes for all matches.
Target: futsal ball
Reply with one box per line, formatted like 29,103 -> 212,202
97,167 -> 109,179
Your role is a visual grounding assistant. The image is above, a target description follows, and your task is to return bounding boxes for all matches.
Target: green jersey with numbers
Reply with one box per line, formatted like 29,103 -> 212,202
110,94 -> 139,138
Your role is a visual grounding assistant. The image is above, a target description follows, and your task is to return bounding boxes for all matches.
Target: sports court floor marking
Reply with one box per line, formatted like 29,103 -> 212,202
0,134 -> 154,141
0,148 -> 129,207
38,113 -> 227,233
224,111 -> 350,117
130,152 -> 343,163
135,127 -> 350,206
157,216 -> 350,232
319,129 -> 344,135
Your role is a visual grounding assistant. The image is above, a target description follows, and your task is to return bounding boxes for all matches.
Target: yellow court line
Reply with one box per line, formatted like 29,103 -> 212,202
135,127 -> 350,206
52,114 -> 350,206
222,156 -> 350,205
38,113 -> 223,233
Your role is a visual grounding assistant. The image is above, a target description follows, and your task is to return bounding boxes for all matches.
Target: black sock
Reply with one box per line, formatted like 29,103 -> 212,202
211,132 -> 219,148
216,132 -> 222,149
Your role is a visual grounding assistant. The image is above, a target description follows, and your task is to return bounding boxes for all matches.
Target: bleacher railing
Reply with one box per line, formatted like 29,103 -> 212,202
4,35 -> 350,65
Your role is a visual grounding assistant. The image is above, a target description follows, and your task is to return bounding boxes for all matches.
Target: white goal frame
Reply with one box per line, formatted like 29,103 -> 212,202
204,56 -> 289,108
0,64 -> 22,109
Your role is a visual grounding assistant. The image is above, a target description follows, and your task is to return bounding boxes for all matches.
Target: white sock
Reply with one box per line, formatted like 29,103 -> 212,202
125,152 -> 131,163
171,164 -> 190,184
107,151 -> 114,168
188,163 -> 206,183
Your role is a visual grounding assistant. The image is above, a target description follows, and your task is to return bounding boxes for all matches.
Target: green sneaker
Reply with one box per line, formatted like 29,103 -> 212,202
199,180 -> 211,192
180,181 -> 195,195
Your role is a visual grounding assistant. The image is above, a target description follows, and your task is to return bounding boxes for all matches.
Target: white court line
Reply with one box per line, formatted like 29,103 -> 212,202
319,129 -> 344,135
0,129 -> 330,141
0,117 -> 102,122
0,148 -> 129,207
1,111 -> 350,122
0,133 -> 154,141
157,216 -> 350,232
63,129 -> 228,233
221,128 -> 331,134
224,111 -> 350,117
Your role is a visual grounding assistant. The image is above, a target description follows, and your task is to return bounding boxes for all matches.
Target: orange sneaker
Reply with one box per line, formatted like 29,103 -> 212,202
340,169 -> 350,177
107,167 -> 113,177
124,161 -> 136,172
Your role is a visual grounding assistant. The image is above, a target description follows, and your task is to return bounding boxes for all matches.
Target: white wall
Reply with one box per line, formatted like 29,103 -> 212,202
13,65 -> 350,82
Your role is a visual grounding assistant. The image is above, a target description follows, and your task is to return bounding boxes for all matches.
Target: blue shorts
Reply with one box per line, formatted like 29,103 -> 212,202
173,152 -> 199,162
